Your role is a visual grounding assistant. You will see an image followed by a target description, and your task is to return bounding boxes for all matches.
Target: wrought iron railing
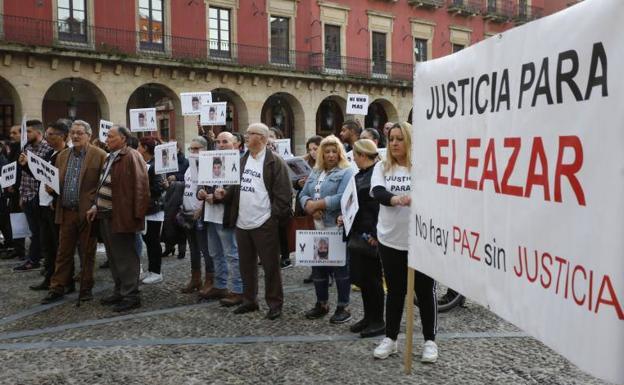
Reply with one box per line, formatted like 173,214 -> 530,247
0,14 -> 413,82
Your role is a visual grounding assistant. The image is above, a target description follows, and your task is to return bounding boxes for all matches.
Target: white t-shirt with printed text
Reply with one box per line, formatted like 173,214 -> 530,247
183,167 -> 202,212
370,161 -> 411,251
236,149 -> 271,230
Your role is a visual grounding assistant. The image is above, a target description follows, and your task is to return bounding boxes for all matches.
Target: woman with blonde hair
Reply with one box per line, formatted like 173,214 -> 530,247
371,122 -> 438,362
300,135 -> 354,323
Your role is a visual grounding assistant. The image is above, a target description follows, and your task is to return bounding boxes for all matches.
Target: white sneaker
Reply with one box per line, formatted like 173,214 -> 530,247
373,337 -> 398,359
421,340 -> 438,363
143,273 -> 163,284
139,265 -> 147,281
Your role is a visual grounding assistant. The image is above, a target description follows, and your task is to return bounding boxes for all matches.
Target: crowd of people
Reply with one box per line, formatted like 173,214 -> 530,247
0,117 -> 439,362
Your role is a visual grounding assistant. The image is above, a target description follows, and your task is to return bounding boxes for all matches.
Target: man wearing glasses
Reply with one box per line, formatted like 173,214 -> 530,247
41,120 -> 107,304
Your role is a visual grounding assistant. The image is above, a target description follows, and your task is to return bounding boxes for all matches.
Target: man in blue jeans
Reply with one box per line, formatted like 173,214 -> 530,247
15,120 -> 53,272
197,131 -> 243,306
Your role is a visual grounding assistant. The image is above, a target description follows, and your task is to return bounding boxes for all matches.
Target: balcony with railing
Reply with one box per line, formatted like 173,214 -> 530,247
0,14 -> 413,83
483,0 -> 514,22
514,1 -> 543,23
408,0 -> 445,9
446,0 -> 483,16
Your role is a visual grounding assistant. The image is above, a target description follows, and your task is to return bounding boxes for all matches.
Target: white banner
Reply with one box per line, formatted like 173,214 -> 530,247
198,149 -> 240,185
340,176 -> 358,236
27,151 -> 60,194
99,119 -> 113,143
346,93 -> 369,115
154,142 -> 179,175
0,161 -> 17,188
10,213 -> 31,239
200,102 -> 227,126
181,92 -> 212,116
129,108 -> 157,132
409,1 -> 623,383
295,229 -> 346,266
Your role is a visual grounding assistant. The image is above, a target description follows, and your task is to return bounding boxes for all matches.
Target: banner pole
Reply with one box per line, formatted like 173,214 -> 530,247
404,266 -> 416,374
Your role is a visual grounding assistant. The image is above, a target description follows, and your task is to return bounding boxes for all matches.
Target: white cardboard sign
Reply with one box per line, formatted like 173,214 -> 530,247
129,108 -> 157,132
0,161 -> 17,188
154,142 -> 179,175
10,213 -> 31,239
340,176 -> 359,236
346,94 -> 369,115
181,92 -> 212,116
27,151 -> 59,194
200,102 -> 227,126
295,229 -> 346,267
274,139 -> 293,159
198,149 -> 240,186
99,119 -> 113,143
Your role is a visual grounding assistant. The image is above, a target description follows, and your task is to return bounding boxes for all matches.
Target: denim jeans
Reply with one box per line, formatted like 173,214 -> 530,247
23,199 -> 41,264
185,220 -> 213,273
312,255 -> 350,306
207,222 -> 242,293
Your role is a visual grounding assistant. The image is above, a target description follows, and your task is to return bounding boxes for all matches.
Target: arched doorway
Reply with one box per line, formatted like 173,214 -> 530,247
261,93 -> 294,140
0,76 -> 21,139
316,96 -> 345,137
127,83 -> 180,141
210,88 -> 248,133
42,77 -> 109,137
366,98 -> 399,132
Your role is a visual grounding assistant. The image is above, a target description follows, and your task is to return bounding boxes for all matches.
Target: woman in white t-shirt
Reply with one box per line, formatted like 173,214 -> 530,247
370,122 -> 439,363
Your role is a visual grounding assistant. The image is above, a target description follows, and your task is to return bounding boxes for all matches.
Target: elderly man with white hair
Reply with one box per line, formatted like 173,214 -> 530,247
219,123 -> 292,320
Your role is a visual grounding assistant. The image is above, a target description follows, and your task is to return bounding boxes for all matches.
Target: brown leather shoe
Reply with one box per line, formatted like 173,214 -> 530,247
181,270 -> 202,293
199,287 -> 229,300
220,293 -> 244,307
198,272 -> 214,297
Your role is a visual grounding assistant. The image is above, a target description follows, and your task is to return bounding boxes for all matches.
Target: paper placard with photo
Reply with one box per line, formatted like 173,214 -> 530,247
198,149 -> 240,185
274,139 -> 293,159
99,119 -> 113,143
154,142 -> 179,175
285,157 -> 312,182
200,102 -> 227,126
295,230 -> 346,266
1,161 -> 17,188
27,151 -> 60,193
188,153 -> 199,182
10,213 -> 31,239
340,176 -> 359,236
181,92 -> 212,116
129,108 -> 157,132
346,93 -> 369,115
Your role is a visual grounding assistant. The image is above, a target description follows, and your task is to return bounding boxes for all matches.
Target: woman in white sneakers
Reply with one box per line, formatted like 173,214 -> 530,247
370,122 -> 438,362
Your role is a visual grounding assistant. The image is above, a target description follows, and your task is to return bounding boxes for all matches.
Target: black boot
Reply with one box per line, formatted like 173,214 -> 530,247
29,279 -> 50,291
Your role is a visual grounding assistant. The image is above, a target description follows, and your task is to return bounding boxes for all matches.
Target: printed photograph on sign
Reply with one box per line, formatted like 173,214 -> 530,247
346,93 -> 370,115
295,230 -> 346,266
198,149 -> 240,185
181,92 -> 212,115
274,139 -> 293,159
99,119 -> 113,143
200,102 -> 227,126
129,108 -> 157,132
285,157 -> 312,182
340,176 -> 359,236
154,142 -> 179,175
0,161 -> 17,189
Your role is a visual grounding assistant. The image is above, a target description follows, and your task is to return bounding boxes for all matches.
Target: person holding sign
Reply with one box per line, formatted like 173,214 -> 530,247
337,139 -> 384,338
300,135 -> 354,323
370,122 -> 438,362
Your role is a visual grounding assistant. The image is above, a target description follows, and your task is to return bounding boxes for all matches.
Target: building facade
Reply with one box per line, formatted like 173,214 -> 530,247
0,0 -> 571,154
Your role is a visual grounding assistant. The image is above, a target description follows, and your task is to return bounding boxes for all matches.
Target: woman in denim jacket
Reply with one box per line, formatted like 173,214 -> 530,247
300,135 -> 354,323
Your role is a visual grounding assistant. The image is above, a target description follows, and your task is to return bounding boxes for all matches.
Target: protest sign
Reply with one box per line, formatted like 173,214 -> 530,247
0,161 -> 17,188
295,229 -> 346,267
129,108 -> 157,132
200,102 -> 227,126
154,142 -> 179,175
20,115 -> 27,151
285,157 -> 312,182
27,151 -> 59,193
10,213 -> 31,239
274,139 -> 293,159
408,0 -> 623,382
181,92 -> 212,116
99,119 -> 113,143
188,153 -> 199,182
340,176 -> 359,236
346,94 -> 369,115
198,149 -> 240,185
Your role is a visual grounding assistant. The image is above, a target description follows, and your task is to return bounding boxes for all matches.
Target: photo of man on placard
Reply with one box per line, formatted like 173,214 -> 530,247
212,156 -> 224,179
162,148 -> 170,169
314,237 -> 329,260
192,96 -> 201,111
138,112 -> 147,128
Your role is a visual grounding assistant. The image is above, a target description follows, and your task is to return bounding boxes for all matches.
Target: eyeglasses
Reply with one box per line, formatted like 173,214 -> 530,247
187,146 -> 203,151
70,131 -> 86,137
244,132 -> 264,138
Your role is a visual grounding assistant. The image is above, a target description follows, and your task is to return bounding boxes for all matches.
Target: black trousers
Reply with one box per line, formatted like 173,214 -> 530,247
0,208 -> 25,256
278,218 -> 289,262
379,243 -> 437,341
142,220 -> 163,274
350,250 -> 384,323
39,206 -> 60,280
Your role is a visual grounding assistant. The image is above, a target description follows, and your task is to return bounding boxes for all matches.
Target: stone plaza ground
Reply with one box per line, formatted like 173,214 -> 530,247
0,248 -> 612,385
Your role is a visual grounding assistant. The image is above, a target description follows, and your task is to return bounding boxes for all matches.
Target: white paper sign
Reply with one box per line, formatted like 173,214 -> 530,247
27,151 -> 59,194
200,102 -> 227,126
10,213 -> 31,239
198,150 -> 240,185
0,161 -> 17,188
340,176 -> 359,236
378,148 -> 387,160
295,229 -> 346,266
154,142 -> 179,175
129,108 -> 157,132
188,153 -> 199,184
285,157 -> 312,182
99,119 -> 113,143
274,139 -> 293,159
346,94 -> 369,115
409,1 -> 623,383
181,92 -> 212,116
20,115 -> 27,151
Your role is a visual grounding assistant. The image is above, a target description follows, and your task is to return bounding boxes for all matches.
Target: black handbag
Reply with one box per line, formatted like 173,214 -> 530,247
347,235 -> 378,259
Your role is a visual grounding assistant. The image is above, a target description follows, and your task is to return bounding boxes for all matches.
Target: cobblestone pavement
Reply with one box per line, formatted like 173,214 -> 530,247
0,248 -> 611,385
